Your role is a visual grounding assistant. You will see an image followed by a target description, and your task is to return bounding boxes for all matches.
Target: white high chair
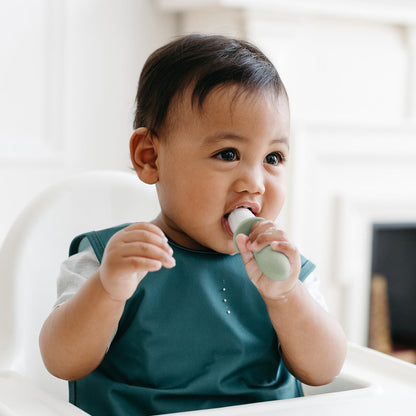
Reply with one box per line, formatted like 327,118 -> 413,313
0,170 -> 160,415
0,170 -> 415,416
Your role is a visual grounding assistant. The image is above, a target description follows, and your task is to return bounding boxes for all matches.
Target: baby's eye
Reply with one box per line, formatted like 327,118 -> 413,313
264,152 -> 284,166
214,148 -> 239,162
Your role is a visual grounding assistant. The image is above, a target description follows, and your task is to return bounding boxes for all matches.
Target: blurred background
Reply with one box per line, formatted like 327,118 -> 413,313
1,0 -> 415,361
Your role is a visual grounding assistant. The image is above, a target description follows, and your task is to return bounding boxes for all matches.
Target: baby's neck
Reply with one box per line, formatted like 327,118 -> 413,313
151,214 -> 209,252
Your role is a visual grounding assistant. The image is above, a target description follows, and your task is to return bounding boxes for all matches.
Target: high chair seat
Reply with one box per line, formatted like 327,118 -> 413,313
0,170 -> 159,413
0,170 -> 415,415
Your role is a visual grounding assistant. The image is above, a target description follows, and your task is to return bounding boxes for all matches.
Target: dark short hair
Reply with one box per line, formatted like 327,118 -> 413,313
133,33 -> 287,133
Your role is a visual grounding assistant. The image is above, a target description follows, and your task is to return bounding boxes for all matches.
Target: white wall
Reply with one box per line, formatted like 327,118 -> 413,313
2,0 -> 416,345
0,0 -> 176,244
159,0 -> 416,344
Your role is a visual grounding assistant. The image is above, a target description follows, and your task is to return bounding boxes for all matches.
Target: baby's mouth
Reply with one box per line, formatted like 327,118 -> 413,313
222,214 -> 234,237
223,206 -> 256,237
225,206 -> 255,218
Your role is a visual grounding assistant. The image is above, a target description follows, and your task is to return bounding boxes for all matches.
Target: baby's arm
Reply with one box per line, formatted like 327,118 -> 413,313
39,222 -> 175,381
236,221 -> 347,386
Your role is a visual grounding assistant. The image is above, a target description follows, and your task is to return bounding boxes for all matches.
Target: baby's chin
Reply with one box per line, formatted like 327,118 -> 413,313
186,230 -> 237,254
212,241 -> 239,256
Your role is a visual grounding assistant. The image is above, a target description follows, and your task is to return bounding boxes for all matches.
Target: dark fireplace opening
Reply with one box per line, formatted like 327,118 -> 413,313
369,223 -> 416,363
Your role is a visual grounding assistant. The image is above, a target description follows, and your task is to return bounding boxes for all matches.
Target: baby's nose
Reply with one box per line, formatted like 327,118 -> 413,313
233,166 -> 265,195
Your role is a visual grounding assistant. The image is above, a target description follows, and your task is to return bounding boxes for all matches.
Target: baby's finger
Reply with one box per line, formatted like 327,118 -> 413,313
248,222 -> 287,252
123,222 -> 168,242
121,242 -> 176,268
119,228 -> 172,254
131,258 -> 164,273
270,240 -> 297,255
235,233 -> 251,257
270,241 -> 301,272
235,234 -> 262,280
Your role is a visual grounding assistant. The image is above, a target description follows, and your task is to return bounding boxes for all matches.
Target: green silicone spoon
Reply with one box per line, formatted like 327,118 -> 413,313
229,208 -> 290,281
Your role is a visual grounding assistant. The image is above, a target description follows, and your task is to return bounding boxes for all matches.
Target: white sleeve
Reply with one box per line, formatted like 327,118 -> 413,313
54,240 -> 118,350
54,241 -> 328,313
303,271 -> 328,311
54,240 -> 100,308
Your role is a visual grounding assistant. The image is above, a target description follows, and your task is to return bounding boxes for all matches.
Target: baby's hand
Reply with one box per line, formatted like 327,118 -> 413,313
98,223 -> 175,301
235,220 -> 300,300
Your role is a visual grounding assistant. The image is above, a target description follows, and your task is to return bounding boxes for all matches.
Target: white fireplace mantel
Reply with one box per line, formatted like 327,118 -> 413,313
157,0 -> 416,26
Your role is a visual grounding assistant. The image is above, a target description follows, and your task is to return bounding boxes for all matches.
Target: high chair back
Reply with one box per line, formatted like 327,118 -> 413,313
0,170 -> 159,401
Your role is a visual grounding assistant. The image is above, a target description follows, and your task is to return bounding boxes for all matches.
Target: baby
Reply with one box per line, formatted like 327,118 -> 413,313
40,34 -> 347,416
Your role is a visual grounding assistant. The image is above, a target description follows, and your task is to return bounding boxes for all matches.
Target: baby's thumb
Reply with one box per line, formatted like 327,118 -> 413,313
235,233 -> 264,282
235,234 -> 254,263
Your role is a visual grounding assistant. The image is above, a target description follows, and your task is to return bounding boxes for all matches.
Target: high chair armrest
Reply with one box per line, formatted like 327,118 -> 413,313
0,371 -> 87,416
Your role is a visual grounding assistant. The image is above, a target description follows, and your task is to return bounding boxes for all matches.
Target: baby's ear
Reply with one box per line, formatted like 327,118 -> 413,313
130,127 -> 159,184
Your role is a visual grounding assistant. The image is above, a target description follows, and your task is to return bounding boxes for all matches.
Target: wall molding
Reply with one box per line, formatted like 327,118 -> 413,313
333,193 -> 416,344
0,0 -> 65,161
157,0 -> 416,25
156,0 -> 416,346
287,119 -> 416,343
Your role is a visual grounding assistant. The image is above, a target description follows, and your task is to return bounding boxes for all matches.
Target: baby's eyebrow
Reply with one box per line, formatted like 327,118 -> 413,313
203,132 -> 289,149
202,132 -> 247,144
270,137 -> 290,148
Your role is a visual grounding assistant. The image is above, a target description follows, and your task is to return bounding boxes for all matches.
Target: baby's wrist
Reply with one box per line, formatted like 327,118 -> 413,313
263,279 -> 301,306
95,271 -> 128,304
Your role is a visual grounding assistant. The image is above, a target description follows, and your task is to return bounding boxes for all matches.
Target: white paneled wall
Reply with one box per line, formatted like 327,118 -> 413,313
2,0 -> 416,345
158,0 -> 416,344
0,0 -> 176,244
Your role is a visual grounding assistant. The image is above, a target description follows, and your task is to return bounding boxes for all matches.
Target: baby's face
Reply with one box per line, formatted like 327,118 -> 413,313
153,86 -> 290,254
